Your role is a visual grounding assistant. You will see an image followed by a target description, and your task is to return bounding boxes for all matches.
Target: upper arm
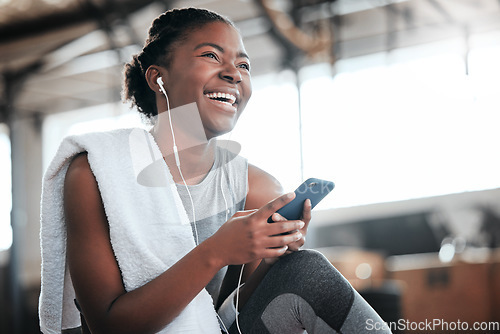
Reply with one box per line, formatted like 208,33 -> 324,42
64,153 -> 126,329
239,164 -> 284,279
245,163 -> 284,210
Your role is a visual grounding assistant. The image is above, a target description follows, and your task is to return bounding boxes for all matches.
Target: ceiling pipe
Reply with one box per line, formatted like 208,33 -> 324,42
0,0 -> 157,44
256,0 -> 334,59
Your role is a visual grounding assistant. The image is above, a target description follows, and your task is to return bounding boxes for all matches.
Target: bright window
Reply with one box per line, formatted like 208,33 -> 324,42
234,43 -> 500,209
229,70 -> 303,192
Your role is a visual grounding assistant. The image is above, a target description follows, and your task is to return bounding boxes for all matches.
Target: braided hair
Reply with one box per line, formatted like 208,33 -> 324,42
123,8 -> 234,120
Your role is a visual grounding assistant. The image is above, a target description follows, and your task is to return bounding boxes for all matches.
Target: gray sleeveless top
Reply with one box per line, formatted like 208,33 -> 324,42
175,146 -> 248,305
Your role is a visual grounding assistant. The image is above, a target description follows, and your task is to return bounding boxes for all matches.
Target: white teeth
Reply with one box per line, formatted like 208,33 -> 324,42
205,91 -> 237,105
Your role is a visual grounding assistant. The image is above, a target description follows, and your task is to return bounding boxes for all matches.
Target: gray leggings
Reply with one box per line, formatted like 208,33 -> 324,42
228,250 -> 391,334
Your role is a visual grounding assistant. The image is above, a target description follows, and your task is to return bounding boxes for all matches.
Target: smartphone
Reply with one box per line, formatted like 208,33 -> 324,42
267,178 -> 335,223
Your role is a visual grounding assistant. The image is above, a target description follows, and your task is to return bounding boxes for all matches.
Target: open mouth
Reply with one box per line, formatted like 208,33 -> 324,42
204,92 -> 237,107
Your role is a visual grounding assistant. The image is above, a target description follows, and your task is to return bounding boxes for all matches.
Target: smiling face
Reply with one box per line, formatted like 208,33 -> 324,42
158,21 -> 252,139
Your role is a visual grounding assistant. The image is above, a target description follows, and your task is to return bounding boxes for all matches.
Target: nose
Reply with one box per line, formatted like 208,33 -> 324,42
219,64 -> 242,84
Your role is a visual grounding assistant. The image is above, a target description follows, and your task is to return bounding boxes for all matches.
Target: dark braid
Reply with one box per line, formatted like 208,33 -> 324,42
123,8 -> 234,120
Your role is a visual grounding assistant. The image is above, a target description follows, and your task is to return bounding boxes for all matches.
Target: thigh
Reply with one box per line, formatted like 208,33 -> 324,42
229,250 -> 354,334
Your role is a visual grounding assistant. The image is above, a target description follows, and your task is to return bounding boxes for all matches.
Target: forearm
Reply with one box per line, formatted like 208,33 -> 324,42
80,238 -> 224,334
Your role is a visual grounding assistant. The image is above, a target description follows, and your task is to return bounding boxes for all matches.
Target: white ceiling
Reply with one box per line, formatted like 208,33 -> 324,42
1,0 -> 499,121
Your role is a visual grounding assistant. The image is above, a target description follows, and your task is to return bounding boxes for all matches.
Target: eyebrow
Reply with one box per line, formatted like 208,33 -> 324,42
194,42 -> 250,60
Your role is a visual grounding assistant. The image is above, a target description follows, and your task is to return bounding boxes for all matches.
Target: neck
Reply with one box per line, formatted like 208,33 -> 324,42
150,122 -> 217,185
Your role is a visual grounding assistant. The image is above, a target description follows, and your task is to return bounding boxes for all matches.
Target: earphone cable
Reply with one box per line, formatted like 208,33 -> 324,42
159,79 -> 238,333
235,263 -> 245,334
220,132 -> 244,334
159,80 -> 199,244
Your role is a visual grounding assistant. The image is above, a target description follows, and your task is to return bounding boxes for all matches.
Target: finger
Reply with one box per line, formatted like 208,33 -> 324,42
253,192 -> 295,222
302,199 -> 312,227
287,236 -> 306,252
270,212 -> 286,222
267,220 -> 304,236
265,230 -> 303,248
262,246 -> 288,259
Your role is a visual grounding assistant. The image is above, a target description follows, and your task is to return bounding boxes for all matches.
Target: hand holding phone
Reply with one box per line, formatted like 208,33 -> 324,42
267,178 -> 334,223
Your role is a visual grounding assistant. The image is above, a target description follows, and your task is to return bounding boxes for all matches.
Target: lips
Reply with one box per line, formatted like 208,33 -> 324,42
204,92 -> 236,106
204,87 -> 240,109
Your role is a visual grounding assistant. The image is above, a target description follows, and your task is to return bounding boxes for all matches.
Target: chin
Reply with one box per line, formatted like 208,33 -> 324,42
206,126 -> 233,140
202,114 -> 240,139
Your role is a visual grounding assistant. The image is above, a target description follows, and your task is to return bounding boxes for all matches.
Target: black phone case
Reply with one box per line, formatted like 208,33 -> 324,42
267,178 -> 335,223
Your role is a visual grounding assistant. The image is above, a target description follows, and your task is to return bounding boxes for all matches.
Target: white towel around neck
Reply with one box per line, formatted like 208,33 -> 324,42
39,128 -> 221,333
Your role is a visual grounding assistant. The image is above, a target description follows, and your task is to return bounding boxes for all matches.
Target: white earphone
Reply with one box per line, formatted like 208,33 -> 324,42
157,77 -> 167,98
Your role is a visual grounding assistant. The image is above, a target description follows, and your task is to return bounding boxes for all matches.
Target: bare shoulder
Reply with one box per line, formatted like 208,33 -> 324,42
65,152 -> 92,184
245,164 -> 284,210
64,152 -> 105,229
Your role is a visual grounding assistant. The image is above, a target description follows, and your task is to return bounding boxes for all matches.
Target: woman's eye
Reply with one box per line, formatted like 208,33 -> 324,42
201,52 -> 218,60
238,63 -> 250,71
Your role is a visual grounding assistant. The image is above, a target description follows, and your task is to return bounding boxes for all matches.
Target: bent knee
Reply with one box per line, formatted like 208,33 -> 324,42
281,249 -> 339,273
276,250 -> 349,287
289,249 -> 329,263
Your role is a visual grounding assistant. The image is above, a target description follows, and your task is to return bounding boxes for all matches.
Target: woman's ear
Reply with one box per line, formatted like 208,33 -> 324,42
145,65 -> 166,93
